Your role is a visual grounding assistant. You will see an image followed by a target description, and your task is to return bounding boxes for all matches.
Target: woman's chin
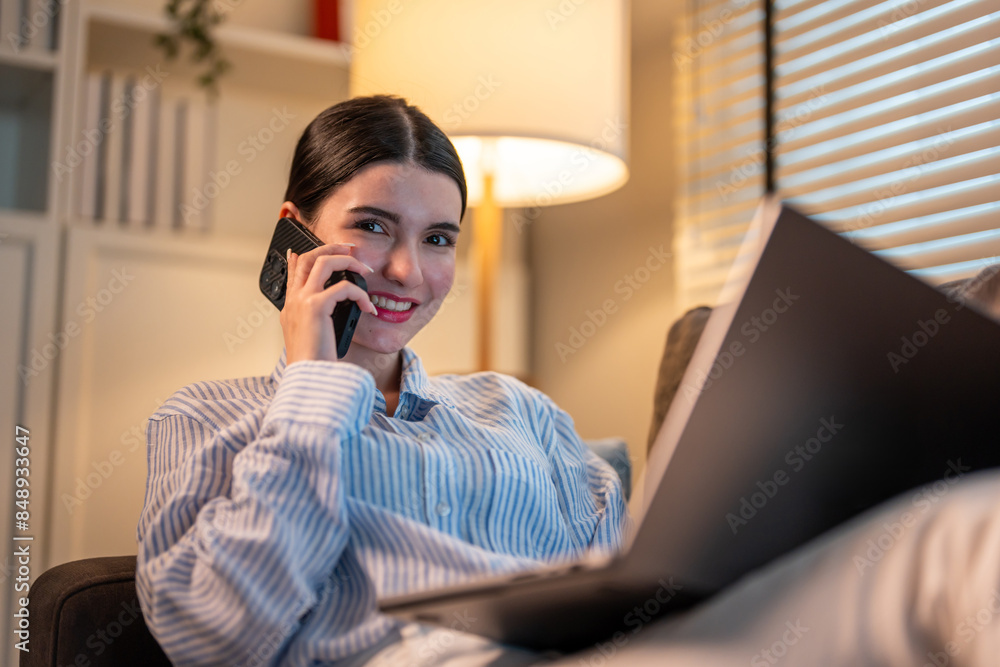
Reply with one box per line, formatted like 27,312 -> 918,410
349,333 -> 410,359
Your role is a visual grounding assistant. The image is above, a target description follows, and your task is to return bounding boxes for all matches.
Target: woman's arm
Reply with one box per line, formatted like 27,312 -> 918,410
136,361 -> 374,665
531,391 -> 633,554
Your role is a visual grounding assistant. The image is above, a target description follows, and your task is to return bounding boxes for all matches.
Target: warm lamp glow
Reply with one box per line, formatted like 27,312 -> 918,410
453,136 -> 629,208
349,0 -> 630,206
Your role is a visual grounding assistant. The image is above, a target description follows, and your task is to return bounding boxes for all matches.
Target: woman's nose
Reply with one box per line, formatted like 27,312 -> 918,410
382,243 -> 423,288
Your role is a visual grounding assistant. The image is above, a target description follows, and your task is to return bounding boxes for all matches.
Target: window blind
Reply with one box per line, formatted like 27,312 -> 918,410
673,0 -> 1000,310
775,0 -> 1000,284
673,0 -> 767,310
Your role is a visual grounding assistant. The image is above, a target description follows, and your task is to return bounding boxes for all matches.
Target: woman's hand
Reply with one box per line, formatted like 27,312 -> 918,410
281,244 -> 377,365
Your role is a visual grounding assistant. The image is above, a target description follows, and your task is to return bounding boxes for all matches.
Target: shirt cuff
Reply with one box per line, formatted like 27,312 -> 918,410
265,360 -> 375,434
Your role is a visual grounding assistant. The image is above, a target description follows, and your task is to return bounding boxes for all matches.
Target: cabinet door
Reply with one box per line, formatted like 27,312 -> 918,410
0,216 -> 60,663
47,227 -> 282,564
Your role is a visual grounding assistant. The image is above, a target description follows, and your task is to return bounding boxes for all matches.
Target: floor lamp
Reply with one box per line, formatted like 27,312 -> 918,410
350,0 -> 629,371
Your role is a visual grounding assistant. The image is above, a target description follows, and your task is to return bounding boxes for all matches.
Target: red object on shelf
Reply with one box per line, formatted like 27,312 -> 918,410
314,0 -> 340,41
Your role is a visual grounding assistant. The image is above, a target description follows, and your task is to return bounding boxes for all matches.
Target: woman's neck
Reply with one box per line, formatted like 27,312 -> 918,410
344,348 -> 403,399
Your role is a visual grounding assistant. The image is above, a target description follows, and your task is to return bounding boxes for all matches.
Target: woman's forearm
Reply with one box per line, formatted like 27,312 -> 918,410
136,361 -> 375,665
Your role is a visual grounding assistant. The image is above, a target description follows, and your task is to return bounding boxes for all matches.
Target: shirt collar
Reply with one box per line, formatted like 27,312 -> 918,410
269,347 -> 455,412
392,347 -> 459,416
398,346 -> 431,399
270,348 -> 288,385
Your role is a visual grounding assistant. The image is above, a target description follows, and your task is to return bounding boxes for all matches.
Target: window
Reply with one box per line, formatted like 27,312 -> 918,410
673,0 -> 1000,310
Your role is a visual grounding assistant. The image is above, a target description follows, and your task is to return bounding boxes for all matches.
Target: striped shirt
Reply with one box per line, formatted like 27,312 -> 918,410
136,347 -> 630,666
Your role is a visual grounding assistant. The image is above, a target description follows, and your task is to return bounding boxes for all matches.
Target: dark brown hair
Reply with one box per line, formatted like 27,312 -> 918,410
284,95 -> 467,223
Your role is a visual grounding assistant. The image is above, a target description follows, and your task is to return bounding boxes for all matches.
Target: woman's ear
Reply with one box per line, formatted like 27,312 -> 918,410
279,201 -> 302,222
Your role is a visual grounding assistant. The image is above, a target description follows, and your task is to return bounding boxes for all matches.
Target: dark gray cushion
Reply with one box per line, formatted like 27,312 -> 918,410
22,556 -> 170,667
647,306 -> 712,454
939,263 -> 1000,322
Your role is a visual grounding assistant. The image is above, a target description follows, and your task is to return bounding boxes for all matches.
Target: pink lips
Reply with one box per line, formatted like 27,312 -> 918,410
369,292 -> 419,323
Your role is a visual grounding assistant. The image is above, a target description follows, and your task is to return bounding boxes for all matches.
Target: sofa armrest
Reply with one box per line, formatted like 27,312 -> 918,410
22,555 -> 170,667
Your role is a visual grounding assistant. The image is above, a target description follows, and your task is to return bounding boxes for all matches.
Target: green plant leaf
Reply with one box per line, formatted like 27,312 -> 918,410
155,0 -> 230,92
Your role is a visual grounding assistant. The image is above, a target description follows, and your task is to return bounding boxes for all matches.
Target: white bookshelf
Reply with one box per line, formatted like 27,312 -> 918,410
68,2 -> 350,237
0,3 -> 351,662
0,1 -> 68,658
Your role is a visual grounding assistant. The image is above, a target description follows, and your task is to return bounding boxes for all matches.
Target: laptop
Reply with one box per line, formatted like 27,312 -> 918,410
379,199 -> 1000,651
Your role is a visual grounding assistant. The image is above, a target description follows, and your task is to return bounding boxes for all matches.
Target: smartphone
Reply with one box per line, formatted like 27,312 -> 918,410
259,217 -> 367,359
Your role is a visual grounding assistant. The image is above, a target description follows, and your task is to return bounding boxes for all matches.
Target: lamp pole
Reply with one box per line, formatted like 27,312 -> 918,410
474,172 -> 501,371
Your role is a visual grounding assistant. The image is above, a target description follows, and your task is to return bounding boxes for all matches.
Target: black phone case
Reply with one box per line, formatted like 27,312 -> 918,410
259,217 -> 367,359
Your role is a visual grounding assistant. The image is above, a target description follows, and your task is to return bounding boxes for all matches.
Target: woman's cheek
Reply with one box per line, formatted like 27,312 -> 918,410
349,246 -> 379,274
430,264 -> 456,302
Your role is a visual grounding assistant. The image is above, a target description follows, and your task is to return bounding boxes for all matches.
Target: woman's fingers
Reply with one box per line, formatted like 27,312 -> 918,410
302,252 -> 374,293
286,248 -> 297,289
281,243 -> 378,363
318,281 -> 378,316
288,280 -> 375,319
284,244 -> 375,313
287,243 -> 364,292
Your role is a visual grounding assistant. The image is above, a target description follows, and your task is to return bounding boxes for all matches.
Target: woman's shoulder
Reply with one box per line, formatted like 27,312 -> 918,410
429,369 -> 551,413
151,372 -> 277,428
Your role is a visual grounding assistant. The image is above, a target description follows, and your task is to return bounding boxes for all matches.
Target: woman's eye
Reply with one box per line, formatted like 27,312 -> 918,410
357,220 -> 385,234
426,234 -> 455,247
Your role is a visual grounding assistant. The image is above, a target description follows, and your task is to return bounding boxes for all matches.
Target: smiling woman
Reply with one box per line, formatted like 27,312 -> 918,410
133,95 -> 630,667
278,162 -> 464,399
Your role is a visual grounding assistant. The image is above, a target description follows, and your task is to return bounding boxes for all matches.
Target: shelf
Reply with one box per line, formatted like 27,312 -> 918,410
84,5 -> 350,98
0,209 -> 52,226
0,49 -> 59,72
60,219 -> 271,269
0,0 -> 61,70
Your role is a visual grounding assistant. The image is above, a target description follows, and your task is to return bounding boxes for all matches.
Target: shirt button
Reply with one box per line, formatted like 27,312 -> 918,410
416,433 -> 432,442
435,502 -> 451,516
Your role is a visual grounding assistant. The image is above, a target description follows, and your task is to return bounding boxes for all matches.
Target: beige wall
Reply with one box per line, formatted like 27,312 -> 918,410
528,2 -> 680,474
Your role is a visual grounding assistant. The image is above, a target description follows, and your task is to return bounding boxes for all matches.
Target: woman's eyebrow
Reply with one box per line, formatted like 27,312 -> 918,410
428,222 -> 462,235
349,205 -> 401,224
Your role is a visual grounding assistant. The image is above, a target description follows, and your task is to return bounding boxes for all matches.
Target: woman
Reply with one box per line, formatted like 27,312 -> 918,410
136,95 -> 629,666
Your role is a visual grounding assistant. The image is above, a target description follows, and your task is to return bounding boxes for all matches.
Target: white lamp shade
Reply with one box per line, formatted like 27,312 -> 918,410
349,0 -> 630,207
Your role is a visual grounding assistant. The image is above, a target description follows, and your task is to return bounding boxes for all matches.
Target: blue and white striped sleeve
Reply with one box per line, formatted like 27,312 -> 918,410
136,361 -> 374,665
533,392 -> 632,554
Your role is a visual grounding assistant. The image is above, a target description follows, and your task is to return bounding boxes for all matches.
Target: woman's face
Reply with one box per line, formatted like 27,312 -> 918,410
288,161 -> 463,359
